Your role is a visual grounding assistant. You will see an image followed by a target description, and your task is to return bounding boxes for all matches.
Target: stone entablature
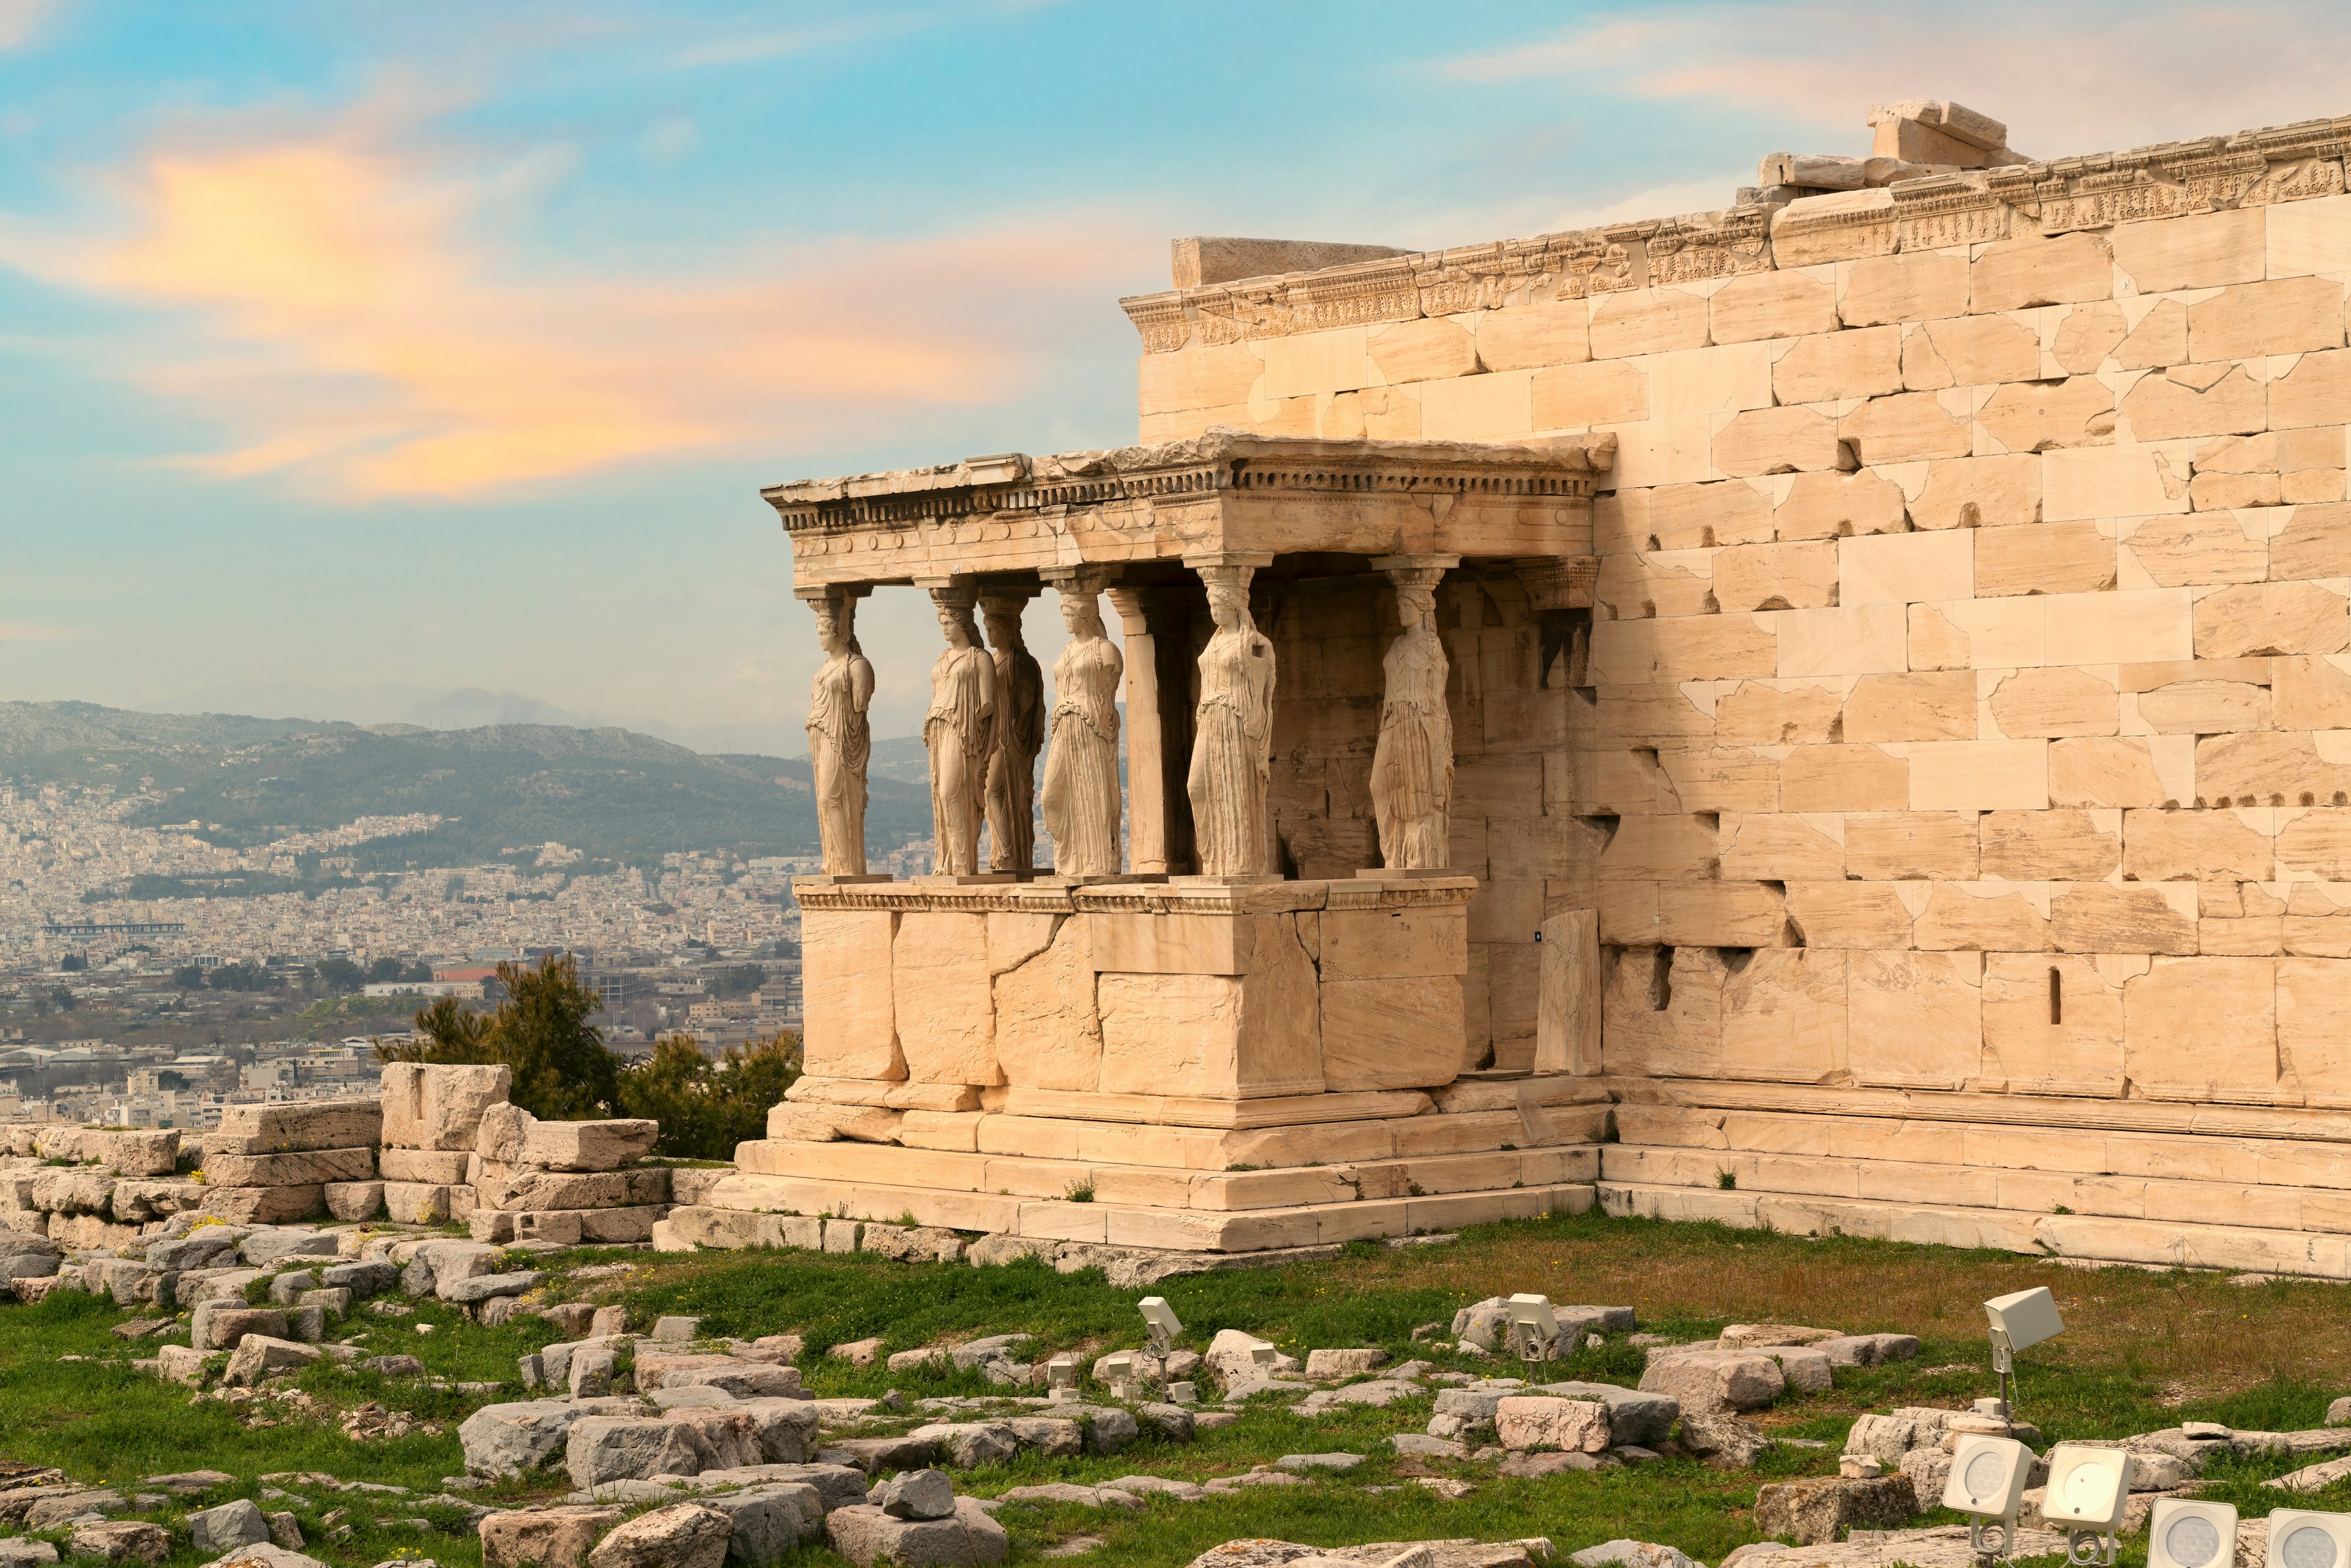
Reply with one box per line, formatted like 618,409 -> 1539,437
1119,113 -> 2351,353
763,432 -> 1607,590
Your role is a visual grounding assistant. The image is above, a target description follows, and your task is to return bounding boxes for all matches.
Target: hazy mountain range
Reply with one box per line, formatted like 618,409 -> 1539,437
1,700 -> 931,870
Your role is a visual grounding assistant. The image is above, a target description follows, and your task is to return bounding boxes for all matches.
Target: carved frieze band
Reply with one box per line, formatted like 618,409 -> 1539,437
1123,111 -> 2351,353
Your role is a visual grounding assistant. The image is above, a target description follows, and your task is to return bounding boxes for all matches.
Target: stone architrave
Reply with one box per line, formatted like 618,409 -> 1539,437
1185,557 -> 1277,877
920,582 -> 997,877
979,588 -> 1044,874
1368,555 -> 1458,872
1040,569 -> 1124,877
801,587 -> 875,877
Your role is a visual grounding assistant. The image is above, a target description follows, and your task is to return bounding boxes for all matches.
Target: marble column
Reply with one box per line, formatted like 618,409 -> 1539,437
1368,554 -> 1460,874
978,586 -> 1043,874
1104,586 -> 1168,875
917,579 -> 995,877
797,583 -> 876,879
1183,553 -> 1278,880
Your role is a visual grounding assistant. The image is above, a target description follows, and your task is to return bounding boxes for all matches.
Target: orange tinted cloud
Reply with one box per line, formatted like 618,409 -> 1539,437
1,116 -> 1150,498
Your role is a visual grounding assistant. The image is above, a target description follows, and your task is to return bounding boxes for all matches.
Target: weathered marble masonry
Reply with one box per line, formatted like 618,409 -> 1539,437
679,99 -> 2351,1274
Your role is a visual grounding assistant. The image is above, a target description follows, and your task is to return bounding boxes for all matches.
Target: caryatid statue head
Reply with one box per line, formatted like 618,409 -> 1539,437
979,591 -> 1030,652
1054,568 -> 1111,639
813,596 -> 849,656
1199,564 -> 1257,634
934,595 -> 981,650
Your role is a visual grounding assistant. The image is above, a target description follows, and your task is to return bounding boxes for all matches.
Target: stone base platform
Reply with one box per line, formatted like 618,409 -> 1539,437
687,1073 -> 1608,1253
1603,1079 -> 2351,1279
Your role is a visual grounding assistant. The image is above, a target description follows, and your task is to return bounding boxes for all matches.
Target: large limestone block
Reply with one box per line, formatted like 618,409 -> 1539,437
1911,453 -> 2042,532
1601,945 -> 1728,1080
1773,326 -> 1901,404
2126,807 -> 2273,883
1097,917 -> 1321,1099
201,1148 -> 373,1188
1780,743 -> 1907,812
1981,375 -> 2117,451
2190,276 -> 2347,361
2197,581 -> 2350,659
1136,342 -> 1259,416
2278,958 -> 2351,1106
1477,299 -> 1589,372
1782,882 -> 1915,948
2043,445 -> 2190,522
1989,667 -> 2119,739
1908,740 -> 2049,812
2121,364 -> 2264,443
1535,908 -> 1602,1076
1321,909 -> 1468,981
520,1119 -> 660,1173
2050,737 -> 2176,808
1712,680 -> 1839,746
1712,271 -> 1837,343
1719,948 -> 1846,1082
1638,1347 -> 1784,1414
2050,884 -> 2198,955
2268,348 -> 2351,430
991,917 -> 1101,1093
1980,809 -> 2120,880
1971,233 -> 2114,312
1844,812 -> 1978,880
212,1100 -> 383,1157
1715,406 -> 1842,476
1982,952 -> 2126,1097
2112,208 -> 2266,293
380,1148 -> 471,1184
893,912 -> 999,1087
1840,531 -> 1972,607
2123,512 -> 2267,587
1773,469 -> 1908,541
1589,288 -> 1708,359
2270,502 -> 2351,580
1840,392 -> 1973,464
1321,975 -> 1463,1092
1495,1395 -> 1610,1453
1367,316 -> 1476,384
1904,313 -> 2042,390
1086,912 -> 1275,975
1718,815 -> 1843,880
1843,252 -> 1967,327
1589,615 -> 1775,684
381,1063 -> 511,1152
1848,950 -> 1981,1089
1774,604 -> 1907,677
1531,359 -> 1647,427
1914,883 -> 2049,952
802,909 -> 904,1081
1843,671 -> 1973,743
2124,957 -> 2278,1100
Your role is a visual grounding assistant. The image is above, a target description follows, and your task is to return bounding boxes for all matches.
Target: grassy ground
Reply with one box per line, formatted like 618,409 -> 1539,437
6,1211 -> 2351,1568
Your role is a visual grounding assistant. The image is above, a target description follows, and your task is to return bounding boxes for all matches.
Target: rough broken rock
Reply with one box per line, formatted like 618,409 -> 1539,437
1753,1475 -> 1920,1544
480,1506 -> 625,1568
188,1501 -> 271,1555
823,1498 -> 1007,1567
872,1469 -> 956,1522
584,1503 -> 733,1568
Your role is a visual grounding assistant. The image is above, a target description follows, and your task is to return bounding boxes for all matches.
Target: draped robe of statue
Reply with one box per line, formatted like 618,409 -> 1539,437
1370,613 -> 1454,870
1041,625 -> 1123,876
925,643 -> 995,876
985,628 -> 1044,873
1188,617 -> 1277,876
806,643 -> 873,876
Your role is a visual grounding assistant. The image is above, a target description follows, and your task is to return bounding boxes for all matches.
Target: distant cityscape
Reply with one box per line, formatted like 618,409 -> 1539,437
0,775 -> 945,1130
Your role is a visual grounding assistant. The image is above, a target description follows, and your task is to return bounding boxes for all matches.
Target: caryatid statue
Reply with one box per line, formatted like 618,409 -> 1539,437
1369,557 -> 1458,871
1186,560 -> 1277,877
979,588 -> 1044,874
921,583 -> 996,877
1040,570 -> 1123,877
803,588 -> 874,877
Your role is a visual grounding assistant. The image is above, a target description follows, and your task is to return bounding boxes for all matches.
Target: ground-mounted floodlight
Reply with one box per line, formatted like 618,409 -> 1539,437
1942,1433 -> 2034,1560
1166,1379 -> 1198,1405
2042,1444 -> 2134,1566
1249,1343 -> 1277,1375
1139,1296 -> 1182,1357
1046,1354 -> 1079,1403
1984,1286 -> 2064,1420
1507,1294 -> 1561,1365
2150,1499 -> 2238,1568
1104,1352 -> 1135,1401
2270,1510 -> 2351,1568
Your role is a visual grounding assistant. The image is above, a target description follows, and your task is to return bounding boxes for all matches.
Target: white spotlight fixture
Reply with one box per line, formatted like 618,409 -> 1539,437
2270,1510 -> 2351,1568
2150,1499 -> 2238,1568
1046,1354 -> 1079,1403
1249,1343 -> 1277,1374
1507,1294 -> 1561,1365
2041,1444 -> 2134,1566
1941,1433 -> 2034,1560
1138,1296 -> 1182,1357
1983,1286 -> 2064,1419
1104,1352 -> 1135,1401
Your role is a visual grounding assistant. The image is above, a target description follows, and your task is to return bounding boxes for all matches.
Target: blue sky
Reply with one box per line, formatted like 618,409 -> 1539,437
2,0 -> 2345,751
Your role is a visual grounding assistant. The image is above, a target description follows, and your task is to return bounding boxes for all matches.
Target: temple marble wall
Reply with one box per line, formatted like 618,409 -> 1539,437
1119,108 -> 2351,1271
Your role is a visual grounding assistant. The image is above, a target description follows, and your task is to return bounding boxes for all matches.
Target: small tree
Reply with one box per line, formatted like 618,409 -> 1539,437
617,1031 -> 801,1160
378,956 -> 621,1121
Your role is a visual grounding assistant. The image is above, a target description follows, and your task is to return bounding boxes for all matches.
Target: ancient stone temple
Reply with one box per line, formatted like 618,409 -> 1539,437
675,99 -> 2351,1277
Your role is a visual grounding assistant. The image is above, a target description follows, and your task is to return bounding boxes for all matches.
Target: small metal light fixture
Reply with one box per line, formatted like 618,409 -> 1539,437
1983,1286 -> 2064,1420
2041,1444 -> 2134,1567
1139,1296 -> 1182,1357
1046,1354 -> 1079,1403
1104,1352 -> 1135,1401
1166,1379 -> 1198,1405
1250,1343 -> 1277,1375
1941,1433 -> 2034,1561
1507,1294 -> 1561,1365
2268,1509 -> 2351,1568
2150,1499 -> 2239,1568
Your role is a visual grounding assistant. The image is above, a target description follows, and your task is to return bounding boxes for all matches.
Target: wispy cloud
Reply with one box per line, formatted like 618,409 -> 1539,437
1445,2 -> 2351,158
0,0 -> 57,50
0,94 -> 1154,500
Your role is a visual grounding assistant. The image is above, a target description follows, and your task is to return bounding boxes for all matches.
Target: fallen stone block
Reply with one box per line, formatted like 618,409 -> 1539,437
463,1400 -> 609,1477
0,1236 -> 66,1280
1497,1397 -> 1611,1454
872,1470 -> 956,1522
1534,1382 -> 1680,1448
1681,1413 -> 1774,1468
212,1100 -> 383,1156
1304,1349 -> 1389,1380
323,1182 -> 384,1223
1754,1475 -> 1919,1544
381,1147 -> 474,1184
1817,1334 -> 1919,1367
238,1229 -> 339,1267
996,1483 -> 1141,1512
201,1186 -> 325,1226
585,1502 -> 732,1568
906,1424 -> 1018,1470
1720,1324 -> 1842,1349
403,1239 -> 500,1297
23,1491 -> 126,1529
700,1485 -> 821,1564
443,1270 -> 542,1306
1500,1452 -> 1603,1478
1204,1329 -> 1302,1389
192,1304 -> 289,1352
827,1436 -> 943,1476
733,1400 -> 821,1465
481,1505 -> 625,1568
1638,1348 -> 1785,1415
662,1365 -> 804,1400
67,1522 -> 168,1564
384,1062 -> 512,1151
223,1335 -> 323,1388
202,1149 -> 375,1188
189,1500 -> 271,1555
824,1499 -> 1006,1568
1276,1452 -> 1363,1471
156,1345 -> 211,1386
1570,1541 -> 1700,1568
0,1539 -> 55,1567
525,1120 -> 662,1174
195,1544 -> 327,1568
694,1464 -> 866,1514
1393,1434 -> 1469,1458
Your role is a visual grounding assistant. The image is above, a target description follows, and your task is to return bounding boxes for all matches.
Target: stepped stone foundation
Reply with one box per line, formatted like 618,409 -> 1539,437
696,99 -> 2351,1272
